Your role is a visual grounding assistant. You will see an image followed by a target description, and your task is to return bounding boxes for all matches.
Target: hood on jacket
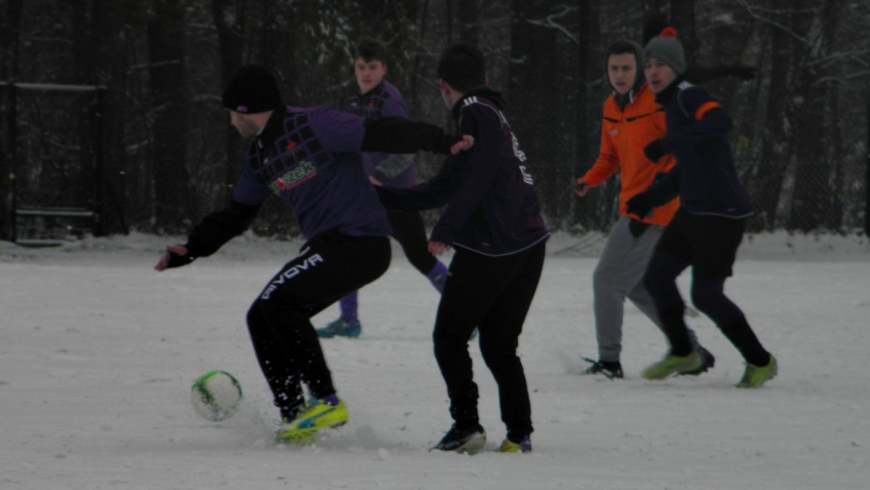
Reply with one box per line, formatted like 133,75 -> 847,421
450,86 -> 506,120
606,40 -> 646,109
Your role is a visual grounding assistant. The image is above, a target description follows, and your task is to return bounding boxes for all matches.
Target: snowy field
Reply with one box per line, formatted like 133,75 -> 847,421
1,231 -> 869,490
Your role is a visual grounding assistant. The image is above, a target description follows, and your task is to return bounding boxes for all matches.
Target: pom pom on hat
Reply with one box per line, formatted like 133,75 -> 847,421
660,27 -> 678,38
643,27 -> 686,75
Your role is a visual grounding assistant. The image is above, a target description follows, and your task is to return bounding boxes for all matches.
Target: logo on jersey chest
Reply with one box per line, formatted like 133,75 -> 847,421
269,161 -> 317,193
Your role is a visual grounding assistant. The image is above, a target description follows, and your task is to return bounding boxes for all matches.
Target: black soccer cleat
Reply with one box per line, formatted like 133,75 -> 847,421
431,424 -> 486,454
581,357 -> 624,379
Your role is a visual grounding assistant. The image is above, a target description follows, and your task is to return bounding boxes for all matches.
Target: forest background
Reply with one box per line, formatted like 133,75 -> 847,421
1,0 -> 868,240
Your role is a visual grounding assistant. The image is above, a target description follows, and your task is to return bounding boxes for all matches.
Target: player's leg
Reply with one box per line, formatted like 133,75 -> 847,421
246,304 -> 305,421
640,211 -> 704,379
247,232 -> 390,441
628,222 -> 712,375
386,208 -> 448,292
476,241 -> 545,450
642,211 -> 694,356
688,216 -> 775,386
430,248 -> 499,453
588,217 -> 641,375
316,291 -> 361,338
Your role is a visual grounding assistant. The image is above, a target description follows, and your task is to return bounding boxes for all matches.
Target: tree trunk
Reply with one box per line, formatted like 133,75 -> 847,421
147,0 -> 191,232
788,0 -> 837,231
755,0 -> 793,230
825,80 -> 843,231
93,0 -> 133,235
508,2 -> 564,223
457,0 -> 480,46
574,0 -> 610,230
866,89 -> 870,236
211,0 -> 245,197
669,0 -> 700,65
0,0 -> 24,240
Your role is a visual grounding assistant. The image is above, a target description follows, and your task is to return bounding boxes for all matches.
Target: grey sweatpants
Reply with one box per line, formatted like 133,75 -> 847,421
592,216 -> 699,362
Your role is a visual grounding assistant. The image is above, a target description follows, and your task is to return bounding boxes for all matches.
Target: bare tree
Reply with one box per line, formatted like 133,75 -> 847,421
147,0 -> 192,232
0,0 -> 24,239
787,0 -> 838,231
210,0 -> 245,194
753,0 -> 793,230
508,2 -> 580,226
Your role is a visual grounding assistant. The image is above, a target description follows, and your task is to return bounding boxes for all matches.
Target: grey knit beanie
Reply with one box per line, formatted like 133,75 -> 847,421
643,27 -> 685,75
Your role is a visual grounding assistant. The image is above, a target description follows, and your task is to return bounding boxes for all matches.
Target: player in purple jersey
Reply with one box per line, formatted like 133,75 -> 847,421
317,40 -> 449,339
154,65 -> 472,444
377,44 -> 549,454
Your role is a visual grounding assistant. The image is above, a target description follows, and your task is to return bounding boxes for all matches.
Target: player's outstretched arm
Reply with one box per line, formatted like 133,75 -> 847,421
362,117 -> 470,155
155,245 -> 191,271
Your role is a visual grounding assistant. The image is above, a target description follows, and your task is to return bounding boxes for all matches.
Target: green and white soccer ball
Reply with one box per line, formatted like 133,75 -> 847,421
190,370 -> 243,422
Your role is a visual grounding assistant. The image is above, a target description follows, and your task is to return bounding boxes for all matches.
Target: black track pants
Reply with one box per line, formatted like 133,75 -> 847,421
433,241 -> 545,441
246,232 -> 391,416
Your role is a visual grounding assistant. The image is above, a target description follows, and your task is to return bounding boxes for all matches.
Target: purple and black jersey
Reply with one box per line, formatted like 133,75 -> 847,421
346,81 -> 415,187
377,88 -> 549,256
182,104 -> 459,260
346,80 -> 408,120
233,106 -> 392,240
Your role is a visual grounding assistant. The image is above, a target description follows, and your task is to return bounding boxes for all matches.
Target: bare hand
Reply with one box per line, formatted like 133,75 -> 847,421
155,245 -> 188,271
574,178 -> 590,197
369,176 -> 382,186
428,241 -> 452,256
450,135 -> 475,155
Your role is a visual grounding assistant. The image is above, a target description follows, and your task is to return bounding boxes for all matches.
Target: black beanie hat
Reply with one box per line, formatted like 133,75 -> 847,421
437,43 -> 486,93
221,65 -> 282,114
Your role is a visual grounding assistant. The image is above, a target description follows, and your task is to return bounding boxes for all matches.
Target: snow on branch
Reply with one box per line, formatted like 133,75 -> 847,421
527,6 -> 579,44
734,0 -> 810,44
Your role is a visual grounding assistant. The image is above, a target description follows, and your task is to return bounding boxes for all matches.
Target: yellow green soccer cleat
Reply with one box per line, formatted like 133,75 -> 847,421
497,435 -> 532,453
275,397 -> 348,444
642,350 -> 702,380
735,354 -> 778,388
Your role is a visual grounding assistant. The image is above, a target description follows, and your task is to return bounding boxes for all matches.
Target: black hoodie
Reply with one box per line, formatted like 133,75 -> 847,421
378,86 -> 549,256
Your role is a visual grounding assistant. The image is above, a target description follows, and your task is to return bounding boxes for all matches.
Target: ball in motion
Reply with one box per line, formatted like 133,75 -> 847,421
190,370 -> 243,421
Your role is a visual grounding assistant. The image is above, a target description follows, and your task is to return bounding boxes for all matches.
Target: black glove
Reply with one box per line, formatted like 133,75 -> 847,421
164,238 -> 201,269
626,193 -> 654,219
165,250 -> 196,269
644,139 -> 666,163
628,219 -> 651,239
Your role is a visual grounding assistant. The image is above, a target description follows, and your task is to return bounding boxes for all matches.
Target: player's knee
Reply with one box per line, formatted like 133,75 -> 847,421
592,266 -> 611,290
690,280 -> 724,315
480,342 -> 517,367
246,300 -> 267,334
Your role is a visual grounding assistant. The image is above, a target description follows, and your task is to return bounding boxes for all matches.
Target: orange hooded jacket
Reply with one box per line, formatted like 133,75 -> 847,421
582,82 -> 679,226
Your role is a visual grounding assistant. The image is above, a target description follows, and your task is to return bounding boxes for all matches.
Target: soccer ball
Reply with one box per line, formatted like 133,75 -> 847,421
190,370 -> 243,422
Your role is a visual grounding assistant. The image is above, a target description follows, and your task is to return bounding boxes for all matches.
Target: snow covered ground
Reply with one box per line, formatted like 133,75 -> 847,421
1,231 -> 869,490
